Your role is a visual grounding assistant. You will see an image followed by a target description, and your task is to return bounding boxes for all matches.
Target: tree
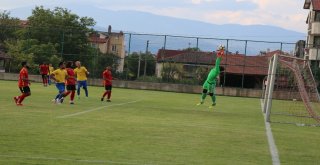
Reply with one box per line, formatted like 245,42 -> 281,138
27,42 -> 58,64
0,11 -> 20,43
25,6 -> 96,57
5,40 -> 35,73
161,62 -> 184,82
196,67 -> 209,85
5,39 -> 61,73
124,52 -> 156,79
91,53 -> 120,78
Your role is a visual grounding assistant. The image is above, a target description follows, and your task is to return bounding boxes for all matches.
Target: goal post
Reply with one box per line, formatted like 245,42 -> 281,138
262,53 -> 320,126
265,54 -> 278,122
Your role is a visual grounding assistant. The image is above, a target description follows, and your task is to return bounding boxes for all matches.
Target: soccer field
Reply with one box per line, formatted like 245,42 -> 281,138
0,80 -> 319,165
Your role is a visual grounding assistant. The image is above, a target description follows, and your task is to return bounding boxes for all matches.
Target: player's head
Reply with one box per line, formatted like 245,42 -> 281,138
75,61 -> 81,67
21,61 -> 27,67
106,66 -> 112,71
58,62 -> 65,69
49,63 -> 52,66
66,61 -> 73,68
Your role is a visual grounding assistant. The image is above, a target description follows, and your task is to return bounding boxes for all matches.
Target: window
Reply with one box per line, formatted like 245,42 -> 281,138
112,45 -> 117,52
315,11 -> 320,22
313,36 -> 320,48
91,43 -> 98,48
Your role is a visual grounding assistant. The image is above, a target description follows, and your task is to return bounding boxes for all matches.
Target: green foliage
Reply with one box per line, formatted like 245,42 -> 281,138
27,43 -> 57,64
5,39 -> 61,73
136,76 -> 162,83
125,52 -> 156,79
91,53 -> 120,78
161,62 -> 184,82
1,6 -> 99,73
195,67 -> 209,85
25,6 -> 95,55
0,11 -> 20,43
5,39 -> 34,73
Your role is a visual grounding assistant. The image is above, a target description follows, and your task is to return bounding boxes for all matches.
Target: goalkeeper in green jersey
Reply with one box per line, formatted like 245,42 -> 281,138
197,45 -> 225,109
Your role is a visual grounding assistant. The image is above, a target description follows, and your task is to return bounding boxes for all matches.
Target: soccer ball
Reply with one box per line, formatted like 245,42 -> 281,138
218,44 -> 225,51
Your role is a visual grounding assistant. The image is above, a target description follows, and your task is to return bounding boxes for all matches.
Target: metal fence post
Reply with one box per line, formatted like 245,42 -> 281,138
162,35 -> 167,82
137,51 -> 141,78
196,38 -> 199,50
126,33 -> 132,80
241,40 -> 248,88
224,39 -> 229,87
60,30 -> 65,59
143,40 -> 149,79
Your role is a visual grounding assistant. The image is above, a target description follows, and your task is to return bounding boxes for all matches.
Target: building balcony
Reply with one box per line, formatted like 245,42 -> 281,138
308,48 -> 320,60
310,22 -> 320,35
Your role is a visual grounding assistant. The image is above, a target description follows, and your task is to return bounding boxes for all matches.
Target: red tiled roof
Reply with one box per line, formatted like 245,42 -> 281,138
304,0 -> 320,10
312,0 -> 320,10
221,55 -> 269,75
19,20 -> 29,28
156,49 -> 287,76
88,36 -> 108,43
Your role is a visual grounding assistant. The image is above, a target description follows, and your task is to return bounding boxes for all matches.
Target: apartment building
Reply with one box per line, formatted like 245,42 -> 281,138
304,0 -> 320,65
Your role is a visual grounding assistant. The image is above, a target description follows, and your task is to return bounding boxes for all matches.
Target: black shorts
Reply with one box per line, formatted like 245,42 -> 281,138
41,74 -> 48,79
105,85 -> 112,91
19,86 -> 31,94
66,85 -> 76,91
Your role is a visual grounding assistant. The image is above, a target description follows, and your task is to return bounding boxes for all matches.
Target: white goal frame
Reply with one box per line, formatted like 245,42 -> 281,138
262,53 -> 320,124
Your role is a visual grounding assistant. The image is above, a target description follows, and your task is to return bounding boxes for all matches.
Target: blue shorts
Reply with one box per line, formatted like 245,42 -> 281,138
77,81 -> 87,88
56,83 -> 65,93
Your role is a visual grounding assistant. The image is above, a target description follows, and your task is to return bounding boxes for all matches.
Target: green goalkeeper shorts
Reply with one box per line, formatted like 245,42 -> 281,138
203,81 -> 216,94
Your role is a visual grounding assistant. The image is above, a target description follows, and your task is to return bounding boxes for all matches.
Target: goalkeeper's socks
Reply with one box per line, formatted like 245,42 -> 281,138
201,93 -> 207,100
211,95 -> 216,104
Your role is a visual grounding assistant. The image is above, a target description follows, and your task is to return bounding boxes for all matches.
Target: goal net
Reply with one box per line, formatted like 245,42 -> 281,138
262,54 -> 320,126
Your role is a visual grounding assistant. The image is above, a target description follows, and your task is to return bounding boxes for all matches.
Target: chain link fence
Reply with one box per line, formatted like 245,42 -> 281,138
1,25 -> 303,89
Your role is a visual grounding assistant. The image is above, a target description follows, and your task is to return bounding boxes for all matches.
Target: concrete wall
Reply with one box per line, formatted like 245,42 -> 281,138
0,73 -> 266,98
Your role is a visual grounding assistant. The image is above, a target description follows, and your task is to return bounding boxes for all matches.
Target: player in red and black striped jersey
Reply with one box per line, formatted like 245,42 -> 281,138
56,61 -> 76,104
101,66 -> 113,102
14,61 -> 31,106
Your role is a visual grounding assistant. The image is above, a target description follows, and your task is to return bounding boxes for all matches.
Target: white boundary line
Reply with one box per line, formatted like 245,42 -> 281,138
0,154 -> 144,164
57,100 -> 142,118
260,99 -> 281,165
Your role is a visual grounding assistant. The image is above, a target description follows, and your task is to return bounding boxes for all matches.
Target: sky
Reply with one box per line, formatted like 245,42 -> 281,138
0,0 -> 309,33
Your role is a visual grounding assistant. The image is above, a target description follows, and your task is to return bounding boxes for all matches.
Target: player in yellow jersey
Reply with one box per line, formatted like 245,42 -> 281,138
50,62 -> 67,104
48,63 -> 54,85
74,61 -> 90,98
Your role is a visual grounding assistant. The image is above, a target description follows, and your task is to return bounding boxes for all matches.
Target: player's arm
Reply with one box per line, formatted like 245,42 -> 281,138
73,69 -> 78,78
50,72 -> 57,82
84,67 -> 90,75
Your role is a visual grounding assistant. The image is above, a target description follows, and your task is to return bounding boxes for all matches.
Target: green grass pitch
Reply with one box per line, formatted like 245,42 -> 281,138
0,80 -> 319,164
